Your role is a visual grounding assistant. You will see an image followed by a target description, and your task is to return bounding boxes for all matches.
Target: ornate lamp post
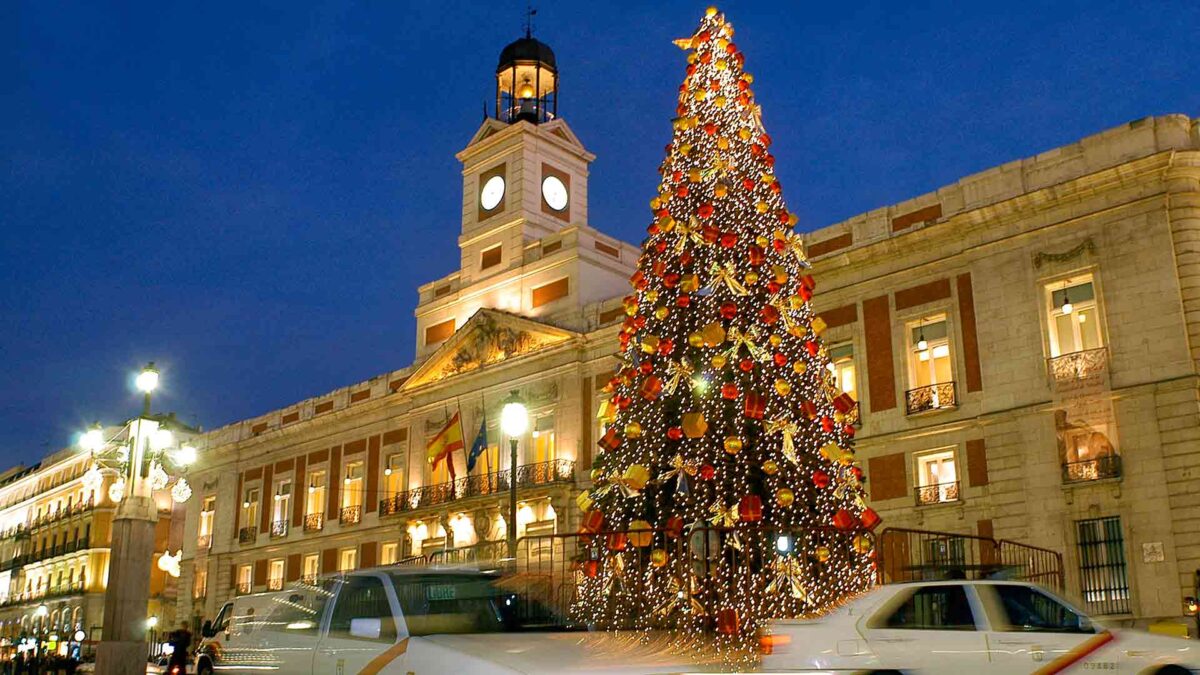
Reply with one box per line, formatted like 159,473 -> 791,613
500,391 -> 528,560
92,363 -> 195,675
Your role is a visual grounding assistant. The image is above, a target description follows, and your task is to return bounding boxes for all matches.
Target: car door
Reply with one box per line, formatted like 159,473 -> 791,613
312,573 -> 409,675
861,583 -> 990,674
978,583 -> 1113,673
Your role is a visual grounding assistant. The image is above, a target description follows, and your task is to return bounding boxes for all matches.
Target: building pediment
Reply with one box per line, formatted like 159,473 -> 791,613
403,309 -> 579,390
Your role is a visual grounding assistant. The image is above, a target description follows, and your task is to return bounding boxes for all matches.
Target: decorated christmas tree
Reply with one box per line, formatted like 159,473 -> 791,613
575,6 -> 879,651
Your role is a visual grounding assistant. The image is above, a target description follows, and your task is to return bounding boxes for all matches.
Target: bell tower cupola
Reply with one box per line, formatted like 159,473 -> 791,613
495,32 -> 557,125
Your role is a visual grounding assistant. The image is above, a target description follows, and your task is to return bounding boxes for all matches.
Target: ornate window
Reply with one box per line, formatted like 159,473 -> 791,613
905,316 -> 957,414
1046,275 -> 1107,381
914,449 -> 959,505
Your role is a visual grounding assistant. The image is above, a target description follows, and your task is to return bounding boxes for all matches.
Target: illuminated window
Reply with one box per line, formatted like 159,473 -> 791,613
302,554 -> 319,581
271,480 -> 291,525
342,461 -> 364,509
193,566 -> 208,599
338,547 -> 357,572
198,496 -> 215,537
380,542 -> 399,566
1047,275 -> 1104,357
914,449 -> 959,505
533,416 -> 556,464
384,455 -> 404,496
267,559 -> 284,590
827,343 -> 857,400
909,317 -> 953,388
236,564 -> 252,593
240,488 -> 259,529
305,471 -> 326,516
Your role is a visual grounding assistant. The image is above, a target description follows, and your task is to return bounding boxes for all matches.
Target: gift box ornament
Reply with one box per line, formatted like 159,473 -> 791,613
598,427 -> 622,452
628,520 -> 654,548
639,375 -> 663,401
717,608 -> 740,635
581,510 -> 605,533
738,494 -> 763,522
810,315 -> 828,336
700,322 -> 727,347
832,392 -> 857,414
576,491 -> 594,513
641,335 -> 661,355
860,507 -> 882,531
832,508 -> 858,531
682,412 -> 709,438
743,392 -> 766,420
622,464 -> 650,491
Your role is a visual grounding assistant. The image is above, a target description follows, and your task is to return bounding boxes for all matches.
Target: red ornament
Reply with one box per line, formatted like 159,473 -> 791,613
657,338 -> 674,356
704,122 -> 717,135
851,465 -> 864,481
652,260 -> 666,277
646,223 -> 660,236
725,42 -> 738,55
801,274 -> 817,291
821,416 -> 835,433
665,516 -> 685,539
697,203 -> 714,218
743,392 -> 766,420
760,133 -> 773,146
771,238 -> 786,252
676,294 -> 691,308
607,532 -> 628,552
748,245 -> 765,266
654,240 -> 667,253
759,304 -> 780,325
663,273 -> 680,288
702,225 -> 720,244
800,400 -> 817,419
738,358 -> 754,373
583,559 -> 600,578
772,352 -> 788,367
671,170 -> 683,182
667,426 -> 683,441
798,285 -> 813,302
766,280 -> 781,294
721,382 -> 739,400
719,301 -> 738,320
844,424 -> 857,437
617,395 -> 632,410
630,270 -> 647,290
812,470 -> 830,489
742,178 -> 755,191
719,232 -> 737,248
639,361 -> 654,375
581,510 -> 605,534
832,392 -> 857,414
716,608 -> 740,635
679,250 -> 693,265
833,508 -> 858,531
699,464 -> 716,480
861,508 -> 882,531
805,340 -> 819,357
750,143 -> 763,157
598,428 -> 622,452
738,495 -> 763,522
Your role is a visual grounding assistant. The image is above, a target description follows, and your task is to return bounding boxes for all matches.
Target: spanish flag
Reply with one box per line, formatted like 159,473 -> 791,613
427,411 -> 465,478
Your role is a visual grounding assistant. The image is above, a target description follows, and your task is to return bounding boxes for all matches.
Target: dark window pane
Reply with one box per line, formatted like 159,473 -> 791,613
994,585 -> 1092,633
328,576 -> 397,643
884,585 -> 976,630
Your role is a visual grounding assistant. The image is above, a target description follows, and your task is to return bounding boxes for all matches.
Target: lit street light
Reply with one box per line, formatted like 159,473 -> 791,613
500,390 -> 528,560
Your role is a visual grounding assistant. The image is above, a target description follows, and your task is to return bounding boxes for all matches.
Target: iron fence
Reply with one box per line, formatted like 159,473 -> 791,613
905,381 -> 957,415
876,527 -> 1063,590
378,459 -> 575,515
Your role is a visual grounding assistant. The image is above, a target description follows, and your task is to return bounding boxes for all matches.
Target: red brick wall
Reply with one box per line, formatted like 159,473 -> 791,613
292,456 -> 306,527
863,296 -> 897,412
366,435 -> 380,514
894,278 -> 951,310
326,446 -> 342,520
957,273 -> 983,392
868,452 -> 908,501
966,439 -> 988,487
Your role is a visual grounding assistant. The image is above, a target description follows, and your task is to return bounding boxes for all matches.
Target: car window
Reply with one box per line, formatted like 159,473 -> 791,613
883,585 -> 976,630
328,575 -> 398,643
260,587 -> 331,637
391,573 -> 572,635
993,585 -> 1093,633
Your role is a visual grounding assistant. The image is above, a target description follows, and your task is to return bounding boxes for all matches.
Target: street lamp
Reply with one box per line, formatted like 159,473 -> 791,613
80,424 -> 105,453
135,362 -> 159,416
500,391 -> 528,559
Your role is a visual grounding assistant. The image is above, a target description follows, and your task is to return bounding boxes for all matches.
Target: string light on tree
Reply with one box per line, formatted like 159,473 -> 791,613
575,6 -> 877,657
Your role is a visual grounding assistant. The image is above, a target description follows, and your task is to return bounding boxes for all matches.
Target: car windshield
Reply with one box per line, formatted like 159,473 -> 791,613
388,571 -> 581,635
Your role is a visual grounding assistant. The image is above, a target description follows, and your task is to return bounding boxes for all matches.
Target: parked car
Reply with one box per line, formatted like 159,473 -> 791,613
195,566 -> 721,674
760,579 -> 1198,673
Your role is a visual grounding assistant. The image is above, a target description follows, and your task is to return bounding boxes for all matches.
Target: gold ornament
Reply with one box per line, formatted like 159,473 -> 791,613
664,359 -> 696,395
723,436 -> 743,454
769,334 -> 783,347
765,418 -> 801,465
624,421 -> 643,439
641,335 -> 660,354
590,467 -> 605,481
576,491 -> 594,513
680,274 -> 700,293
774,378 -> 792,396
708,501 -> 739,528
708,261 -> 749,296
765,555 -> 807,601
744,271 -> 759,286
682,412 -> 708,439
761,459 -> 779,475
688,332 -> 704,348
853,534 -> 874,554
714,183 -> 728,198
725,325 -> 768,362
717,137 -> 729,150
645,289 -> 659,304
700,321 -> 727,347
660,453 -> 699,492
710,353 -> 727,368
654,306 -> 670,320
793,361 -> 807,375
816,545 -> 832,563
622,464 -> 650,491
688,169 -> 702,182
776,488 -> 795,507
650,548 -> 669,567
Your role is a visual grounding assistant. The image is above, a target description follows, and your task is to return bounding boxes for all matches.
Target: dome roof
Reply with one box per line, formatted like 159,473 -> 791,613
497,37 -> 556,71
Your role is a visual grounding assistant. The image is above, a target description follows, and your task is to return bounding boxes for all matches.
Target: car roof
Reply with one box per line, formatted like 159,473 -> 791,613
886,579 -> 1037,588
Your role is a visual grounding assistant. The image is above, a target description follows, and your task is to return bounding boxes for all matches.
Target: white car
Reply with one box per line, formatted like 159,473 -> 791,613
760,580 -> 1197,674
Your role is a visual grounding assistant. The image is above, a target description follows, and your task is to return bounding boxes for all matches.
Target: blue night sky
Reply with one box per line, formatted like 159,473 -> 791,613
3,1 -> 1198,467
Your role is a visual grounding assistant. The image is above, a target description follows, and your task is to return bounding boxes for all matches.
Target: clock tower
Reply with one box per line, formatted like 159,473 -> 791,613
412,32 -> 636,359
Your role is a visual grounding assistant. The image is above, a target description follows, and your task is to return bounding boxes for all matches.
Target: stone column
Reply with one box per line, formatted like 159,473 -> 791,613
95,495 -> 158,675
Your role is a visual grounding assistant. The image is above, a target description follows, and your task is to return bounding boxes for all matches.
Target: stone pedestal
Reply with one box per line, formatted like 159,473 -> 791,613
95,496 -> 158,675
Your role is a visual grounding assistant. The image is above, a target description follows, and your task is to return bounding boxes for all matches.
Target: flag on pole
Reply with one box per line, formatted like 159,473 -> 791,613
427,411 -> 465,479
466,417 -> 488,473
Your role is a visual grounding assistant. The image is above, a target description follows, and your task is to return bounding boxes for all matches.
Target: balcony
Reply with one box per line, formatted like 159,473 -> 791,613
237,526 -> 257,544
234,582 -> 251,596
266,577 -> 284,591
303,513 -> 323,533
1062,455 -> 1122,484
299,574 -> 318,586
340,505 -> 362,526
27,497 -> 96,531
380,459 -> 575,516
269,520 -> 289,538
197,534 -> 212,551
1048,347 -> 1108,384
905,382 -> 957,415
915,480 -> 960,506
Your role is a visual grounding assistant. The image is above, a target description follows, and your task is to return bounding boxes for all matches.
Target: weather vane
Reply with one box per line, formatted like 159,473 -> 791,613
525,3 -> 537,38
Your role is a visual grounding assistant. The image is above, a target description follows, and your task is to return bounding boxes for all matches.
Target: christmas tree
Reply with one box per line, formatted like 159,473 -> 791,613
575,6 -> 878,651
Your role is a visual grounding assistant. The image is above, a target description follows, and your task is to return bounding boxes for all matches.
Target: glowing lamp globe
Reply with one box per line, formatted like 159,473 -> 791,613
500,391 -> 528,438
79,426 -> 104,453
135,363 -> 160,393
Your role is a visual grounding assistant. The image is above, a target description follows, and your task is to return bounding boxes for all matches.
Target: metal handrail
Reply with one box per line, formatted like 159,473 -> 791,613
237,526 -> 257,544
1062,455 -> 1122,483
269,520 -> 289,538
905,381 -> 957,415
340,505 -> 362,525
379,459 -> 575,516
303,513 -> 323,532
914,480 -> 960,506
1048,347 -> 1108,382
877,526 -> 1064,590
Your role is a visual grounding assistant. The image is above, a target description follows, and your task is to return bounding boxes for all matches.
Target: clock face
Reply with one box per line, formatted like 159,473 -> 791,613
541,175 -> 569,211
480,175 -> 505,211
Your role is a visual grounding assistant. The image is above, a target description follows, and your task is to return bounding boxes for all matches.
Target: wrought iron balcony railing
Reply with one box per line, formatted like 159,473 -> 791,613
340,505 -> 362,525
905,382 -> 957,415
237,526 -> 257,544
1062,455 -> 1122,483
269,520 -> 289,538
379,459 -> 575,516
303,513 -> 323,532
915,480 -> 960,506
299,574 -> 318,586
26,497 -> 96,531
266,577 -> 284,591
234,582 -> 251,596
1048,347 -> 1108,383
197,534 -> 212,551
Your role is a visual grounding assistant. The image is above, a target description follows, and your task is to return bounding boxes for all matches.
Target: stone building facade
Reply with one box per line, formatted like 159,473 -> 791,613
174,36 -> 1200,631
806,114 -> 1200,627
